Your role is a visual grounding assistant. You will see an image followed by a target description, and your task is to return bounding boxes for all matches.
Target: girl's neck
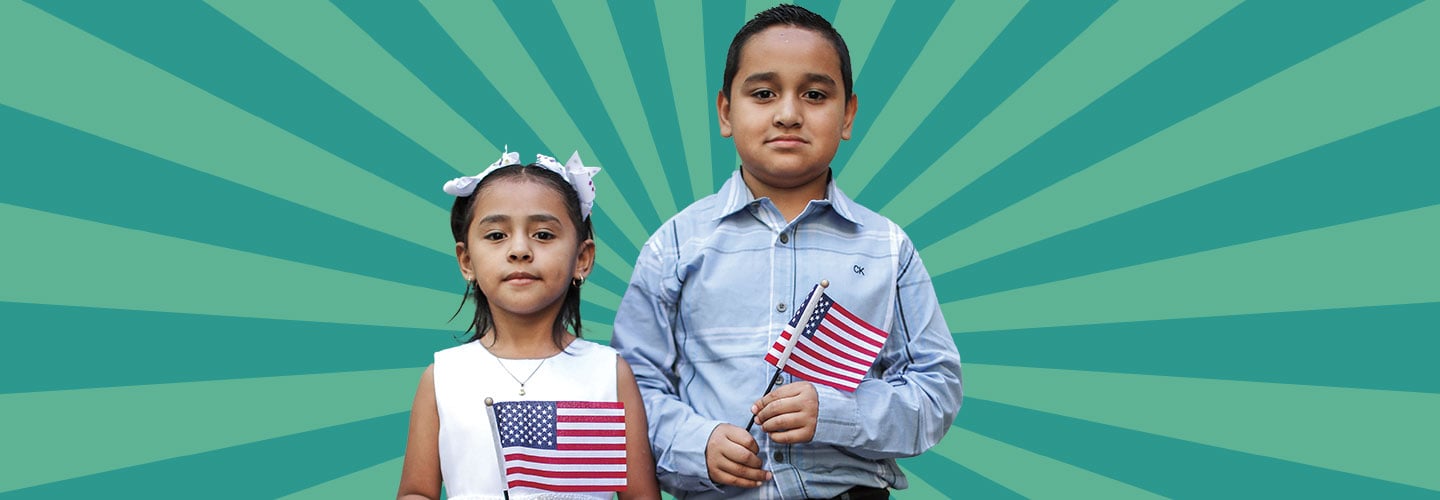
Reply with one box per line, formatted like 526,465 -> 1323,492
482,312 -> 574,359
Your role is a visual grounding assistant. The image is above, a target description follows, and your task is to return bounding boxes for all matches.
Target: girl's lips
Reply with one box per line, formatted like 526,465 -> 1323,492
503,272 -> 540,282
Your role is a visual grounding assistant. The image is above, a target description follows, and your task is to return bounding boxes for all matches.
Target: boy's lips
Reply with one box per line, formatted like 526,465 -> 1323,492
766,135 -> 808,146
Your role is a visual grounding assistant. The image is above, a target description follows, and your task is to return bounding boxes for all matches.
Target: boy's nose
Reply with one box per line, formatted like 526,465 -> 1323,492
774,98 -> 801,128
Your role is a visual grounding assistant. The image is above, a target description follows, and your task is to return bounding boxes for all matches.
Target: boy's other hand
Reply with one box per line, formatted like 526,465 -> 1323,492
706,423 -> 771,488
751,382 -> 819,444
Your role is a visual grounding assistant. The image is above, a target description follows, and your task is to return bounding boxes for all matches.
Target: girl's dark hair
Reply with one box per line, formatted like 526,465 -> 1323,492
448,164 -> 593,349
722,4 -> 853,104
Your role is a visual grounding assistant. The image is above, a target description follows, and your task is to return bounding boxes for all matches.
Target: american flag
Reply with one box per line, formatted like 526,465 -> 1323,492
764,286 -> 889,392
492,400 -> 627,492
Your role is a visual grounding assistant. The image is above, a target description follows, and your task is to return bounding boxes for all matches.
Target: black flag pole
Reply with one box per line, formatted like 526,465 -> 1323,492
747,279 -> 829,432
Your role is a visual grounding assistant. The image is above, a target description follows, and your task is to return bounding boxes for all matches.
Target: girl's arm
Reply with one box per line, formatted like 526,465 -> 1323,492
616,357 -> 661,500
397,364 -> 442,500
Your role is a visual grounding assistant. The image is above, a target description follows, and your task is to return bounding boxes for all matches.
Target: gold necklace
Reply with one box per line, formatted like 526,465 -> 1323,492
493,355 -> 546,396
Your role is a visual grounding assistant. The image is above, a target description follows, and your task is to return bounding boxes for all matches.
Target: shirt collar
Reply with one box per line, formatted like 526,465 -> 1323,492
711,169 -> 863,226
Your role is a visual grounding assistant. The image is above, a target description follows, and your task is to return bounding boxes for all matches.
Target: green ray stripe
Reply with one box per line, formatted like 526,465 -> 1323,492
936,107 -> 1440,302
0,204 -> 458,329
328,0 -> 545,166
654,0 -> 716,200
945,204 -> 1440,331
879,0 -> 1240,223
207,0 -> 492,172
826,0 -> 956,177
0,370 -> 417,492
934,427 -> 1161,499
605,1 -> 696,212
892,465 -> 944,499
26,0 -> 457,209
0,2 -> 447,253
9,413 -> 408,497
903,0 -> 1420,248
279,457 -> 404,500
703,1 -> 745,190
836,0 -> 1025,193
422,0 -> 653,250
897,452 -> 1022,498
959,398 -> 1435,497
0,105 -> 455,292
925,0 -> 1440,275
514,1 -> 676,222
0,302 -> 452,394
966,365 -> 1440,490
848,0 -> 1115,196
958,302 -> 1440,393
830,0 -> 894,82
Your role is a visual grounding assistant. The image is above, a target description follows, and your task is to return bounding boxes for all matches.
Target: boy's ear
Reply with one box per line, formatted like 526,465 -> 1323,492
841,93 -> 858,141
716,90 -> 733,138
455,242 -> 475,282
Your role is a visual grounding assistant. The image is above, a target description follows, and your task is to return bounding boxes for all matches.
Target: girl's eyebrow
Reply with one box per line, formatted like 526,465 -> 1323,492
477,214 -> 561,225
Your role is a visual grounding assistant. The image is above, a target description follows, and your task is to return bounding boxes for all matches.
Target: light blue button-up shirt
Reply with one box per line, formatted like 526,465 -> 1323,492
612,170 -> 963,499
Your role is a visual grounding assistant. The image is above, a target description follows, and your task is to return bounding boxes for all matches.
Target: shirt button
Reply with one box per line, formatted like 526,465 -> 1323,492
777,302 -> 787,313
779,233 -> 789,244
773,450 -> 784,462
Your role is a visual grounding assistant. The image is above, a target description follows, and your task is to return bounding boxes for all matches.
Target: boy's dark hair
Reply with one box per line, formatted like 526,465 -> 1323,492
722,4 -> 853,103
448,164 -> 593,350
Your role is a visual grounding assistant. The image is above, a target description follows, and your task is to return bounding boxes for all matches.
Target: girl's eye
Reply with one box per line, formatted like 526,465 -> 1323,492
534,230 -> 556,241
483,231 -> 506,241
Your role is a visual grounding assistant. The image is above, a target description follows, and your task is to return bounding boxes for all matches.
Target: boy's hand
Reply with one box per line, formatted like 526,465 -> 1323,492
751,382 -> 819,444
706,423 -> 771,488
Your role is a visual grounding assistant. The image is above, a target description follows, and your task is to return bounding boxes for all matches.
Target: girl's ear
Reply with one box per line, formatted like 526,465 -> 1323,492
456,242 -> 475,282
575,238 -> 596,280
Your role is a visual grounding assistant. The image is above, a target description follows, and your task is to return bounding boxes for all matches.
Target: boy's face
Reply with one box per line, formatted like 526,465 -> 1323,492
719,26 -> 857,192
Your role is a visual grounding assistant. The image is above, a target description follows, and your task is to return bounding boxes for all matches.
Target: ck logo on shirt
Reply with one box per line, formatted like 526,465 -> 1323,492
852,264 -> 865,276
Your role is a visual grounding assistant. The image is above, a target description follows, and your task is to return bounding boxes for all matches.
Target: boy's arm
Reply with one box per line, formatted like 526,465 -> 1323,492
611,235 -> 727,493
810,239 -> 963,459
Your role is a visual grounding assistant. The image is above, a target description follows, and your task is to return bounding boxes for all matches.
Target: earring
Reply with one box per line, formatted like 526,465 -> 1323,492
572,276 -> 585,287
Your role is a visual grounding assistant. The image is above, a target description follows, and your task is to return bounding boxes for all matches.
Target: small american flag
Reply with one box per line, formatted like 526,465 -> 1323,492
764,286 -> 889,392
493,400 -> 627,492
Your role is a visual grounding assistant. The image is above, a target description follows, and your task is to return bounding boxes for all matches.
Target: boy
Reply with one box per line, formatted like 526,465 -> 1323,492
612,5 -> 962,498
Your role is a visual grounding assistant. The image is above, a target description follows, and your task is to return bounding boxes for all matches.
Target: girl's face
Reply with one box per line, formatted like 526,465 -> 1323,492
456,178 -> 594,324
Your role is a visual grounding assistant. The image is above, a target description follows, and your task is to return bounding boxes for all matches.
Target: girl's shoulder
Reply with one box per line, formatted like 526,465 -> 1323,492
564,337 -> 618,359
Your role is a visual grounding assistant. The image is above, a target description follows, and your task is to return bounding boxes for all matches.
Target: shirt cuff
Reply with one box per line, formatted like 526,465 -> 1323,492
658,419 -> 726,493
813,383 -> 861,446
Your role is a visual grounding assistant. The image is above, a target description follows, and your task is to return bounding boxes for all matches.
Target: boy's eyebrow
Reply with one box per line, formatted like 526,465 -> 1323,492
740,72 -> 837,88
803,73 -> 837,87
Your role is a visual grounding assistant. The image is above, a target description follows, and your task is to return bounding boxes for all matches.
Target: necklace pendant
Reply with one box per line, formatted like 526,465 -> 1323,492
519,387 -> 526,396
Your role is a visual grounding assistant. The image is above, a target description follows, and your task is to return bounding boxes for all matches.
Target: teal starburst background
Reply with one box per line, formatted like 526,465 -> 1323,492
2,0 -> 1437,497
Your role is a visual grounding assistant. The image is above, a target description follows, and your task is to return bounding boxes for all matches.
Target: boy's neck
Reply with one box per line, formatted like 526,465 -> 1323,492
740,167 -> 830,223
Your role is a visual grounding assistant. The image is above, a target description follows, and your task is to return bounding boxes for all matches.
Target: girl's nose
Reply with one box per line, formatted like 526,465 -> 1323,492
508,245 -> 532,262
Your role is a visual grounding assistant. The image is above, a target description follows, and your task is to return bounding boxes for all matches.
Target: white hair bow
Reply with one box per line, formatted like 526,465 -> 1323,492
443,147 -> 601,219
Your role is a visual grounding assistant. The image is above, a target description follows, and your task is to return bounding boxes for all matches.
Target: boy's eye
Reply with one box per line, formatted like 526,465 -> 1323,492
751,89 -> 776,100
803,90 -> 827,101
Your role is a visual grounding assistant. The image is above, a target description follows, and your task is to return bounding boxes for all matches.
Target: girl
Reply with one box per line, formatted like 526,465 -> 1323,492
398,150 -> 659,500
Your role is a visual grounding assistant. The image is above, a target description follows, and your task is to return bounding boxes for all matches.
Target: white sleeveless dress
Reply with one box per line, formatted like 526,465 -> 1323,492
434,338 -> 620,500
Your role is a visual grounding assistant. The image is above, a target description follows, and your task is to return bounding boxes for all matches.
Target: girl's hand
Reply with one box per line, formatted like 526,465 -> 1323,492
751,382 -> 819,444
